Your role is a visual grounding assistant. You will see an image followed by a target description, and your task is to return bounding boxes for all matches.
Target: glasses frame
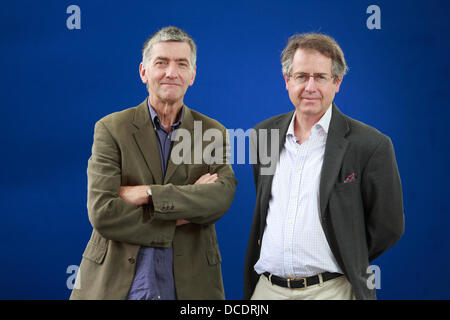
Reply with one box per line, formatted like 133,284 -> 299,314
289,72 -> 336,85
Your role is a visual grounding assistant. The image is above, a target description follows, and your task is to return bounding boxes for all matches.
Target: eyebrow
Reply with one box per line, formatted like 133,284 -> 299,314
292,72 -> 329,76
153,56 -> 190,64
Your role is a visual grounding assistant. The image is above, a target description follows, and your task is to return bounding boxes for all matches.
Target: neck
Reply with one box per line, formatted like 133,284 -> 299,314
150,97 -> 183,132
293,111 -> 324,144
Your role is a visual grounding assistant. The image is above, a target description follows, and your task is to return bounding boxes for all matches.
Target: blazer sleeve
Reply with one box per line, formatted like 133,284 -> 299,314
150,128 -> 237,225
361,136 -> 405,261
87,120 -> 175,246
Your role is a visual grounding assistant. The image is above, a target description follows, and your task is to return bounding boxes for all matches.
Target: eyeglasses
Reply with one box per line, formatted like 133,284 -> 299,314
289,72 -> 334,85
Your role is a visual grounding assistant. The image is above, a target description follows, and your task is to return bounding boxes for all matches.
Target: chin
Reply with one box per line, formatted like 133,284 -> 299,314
299,103 -> 328,116
159,93 -> 181,103
298,105 -> 319,114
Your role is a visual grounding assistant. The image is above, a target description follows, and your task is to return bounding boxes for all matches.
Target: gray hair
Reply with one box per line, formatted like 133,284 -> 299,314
142,26 -> 197,71
281,33 -> 348,81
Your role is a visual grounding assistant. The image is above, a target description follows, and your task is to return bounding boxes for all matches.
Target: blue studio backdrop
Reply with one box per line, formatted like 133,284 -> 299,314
1,0 -> 449,299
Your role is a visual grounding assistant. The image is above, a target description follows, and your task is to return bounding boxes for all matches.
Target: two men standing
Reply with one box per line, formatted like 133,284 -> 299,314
71,27 -> 404,300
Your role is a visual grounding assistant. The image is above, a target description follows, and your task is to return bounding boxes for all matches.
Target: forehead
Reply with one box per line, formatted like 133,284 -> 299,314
291,48 -> 332,73
150,41 -> 192,61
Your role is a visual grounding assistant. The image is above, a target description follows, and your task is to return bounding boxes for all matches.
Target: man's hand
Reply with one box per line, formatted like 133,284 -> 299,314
176,219 -> 190,226
119,174 -> 218,225
194,173 -> 218,185
119,185 -> 149,206
176,173 -> 218,226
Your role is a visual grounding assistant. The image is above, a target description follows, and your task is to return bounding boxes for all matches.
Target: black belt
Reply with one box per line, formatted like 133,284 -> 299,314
263,272 -> 342,289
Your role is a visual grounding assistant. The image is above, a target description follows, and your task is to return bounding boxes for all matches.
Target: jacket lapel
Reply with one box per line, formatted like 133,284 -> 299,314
164,105 -> 194,184
319,103 -> 350,220
132,100 -> 163,185
258,111 -> 293,236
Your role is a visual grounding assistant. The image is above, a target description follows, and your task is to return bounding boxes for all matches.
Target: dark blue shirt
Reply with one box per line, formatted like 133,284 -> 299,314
126,99 -> 184,300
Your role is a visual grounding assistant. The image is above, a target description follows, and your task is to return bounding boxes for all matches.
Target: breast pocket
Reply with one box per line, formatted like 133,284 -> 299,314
329,180 -> 364,218
334,179 -> 361,193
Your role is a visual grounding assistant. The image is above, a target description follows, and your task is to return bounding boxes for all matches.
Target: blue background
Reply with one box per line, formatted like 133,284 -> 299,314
1,0 -> 449,299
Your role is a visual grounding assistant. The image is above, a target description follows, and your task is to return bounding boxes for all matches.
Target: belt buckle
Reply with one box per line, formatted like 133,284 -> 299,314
288,277 -> 307,290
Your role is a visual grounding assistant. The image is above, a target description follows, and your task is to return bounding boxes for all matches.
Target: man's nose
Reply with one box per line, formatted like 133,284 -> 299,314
165,62 -> 178,78
304,76 -> 317,92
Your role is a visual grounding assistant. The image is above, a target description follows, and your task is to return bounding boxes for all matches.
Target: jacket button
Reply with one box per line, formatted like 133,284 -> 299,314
258,239 -> 261,246
128,257 -> 136,264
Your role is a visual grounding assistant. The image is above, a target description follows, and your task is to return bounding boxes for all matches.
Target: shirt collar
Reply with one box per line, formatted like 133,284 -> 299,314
287,104 -> 333,139
316,103 -> 332,134
147,97 -> 184,130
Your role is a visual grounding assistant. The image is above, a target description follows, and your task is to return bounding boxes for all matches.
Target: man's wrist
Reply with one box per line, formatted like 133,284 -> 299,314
146,186 -> 154,208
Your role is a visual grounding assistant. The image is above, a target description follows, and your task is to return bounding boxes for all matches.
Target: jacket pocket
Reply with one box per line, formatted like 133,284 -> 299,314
206,247 -> 222,266
334,179 -> 361,192
82,241 -> 107,264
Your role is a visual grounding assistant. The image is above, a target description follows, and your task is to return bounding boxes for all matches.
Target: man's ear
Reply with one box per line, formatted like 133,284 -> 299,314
283,74 -> 289,91
189,67 -> 196,86
334,77 -> 343,93
139,62 -> 148,84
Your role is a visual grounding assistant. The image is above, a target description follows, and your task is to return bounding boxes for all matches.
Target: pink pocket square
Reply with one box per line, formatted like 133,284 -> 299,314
344,172 -> 357,183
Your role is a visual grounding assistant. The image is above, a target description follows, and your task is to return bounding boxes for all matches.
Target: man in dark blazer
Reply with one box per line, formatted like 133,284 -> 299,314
70,26 -> 237,300
244,33 -> 404,300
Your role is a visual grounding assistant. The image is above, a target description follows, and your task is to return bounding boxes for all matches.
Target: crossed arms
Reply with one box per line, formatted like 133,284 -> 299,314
119,173 -> 219,226
87,119 -> 237,246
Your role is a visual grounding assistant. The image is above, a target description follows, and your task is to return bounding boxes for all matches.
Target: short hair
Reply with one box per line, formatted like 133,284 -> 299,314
142,26 -> 197,71
281,33 -> 348,81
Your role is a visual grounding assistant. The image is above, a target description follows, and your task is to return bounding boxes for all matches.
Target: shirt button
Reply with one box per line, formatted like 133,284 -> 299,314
128,257 -> 136,264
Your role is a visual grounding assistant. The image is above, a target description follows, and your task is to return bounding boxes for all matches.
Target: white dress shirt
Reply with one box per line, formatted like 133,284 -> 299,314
254,105 -> 343,278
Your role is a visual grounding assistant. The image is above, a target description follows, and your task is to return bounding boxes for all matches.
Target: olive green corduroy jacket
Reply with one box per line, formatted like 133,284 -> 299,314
70,99 -> 237,300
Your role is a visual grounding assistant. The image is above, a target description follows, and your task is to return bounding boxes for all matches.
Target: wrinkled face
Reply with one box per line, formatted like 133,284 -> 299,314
284,48 -> 342,118
140,41 -> 196,105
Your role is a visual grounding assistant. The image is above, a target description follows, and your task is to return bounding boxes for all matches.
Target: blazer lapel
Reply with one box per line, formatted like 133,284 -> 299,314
258,111 -> 293,237
132,100 -> 163,185
164,105 -> 194,184
319,103 -> 350,220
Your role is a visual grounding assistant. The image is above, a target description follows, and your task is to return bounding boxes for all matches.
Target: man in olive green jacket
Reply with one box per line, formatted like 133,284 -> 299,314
70,26 -> 237,300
